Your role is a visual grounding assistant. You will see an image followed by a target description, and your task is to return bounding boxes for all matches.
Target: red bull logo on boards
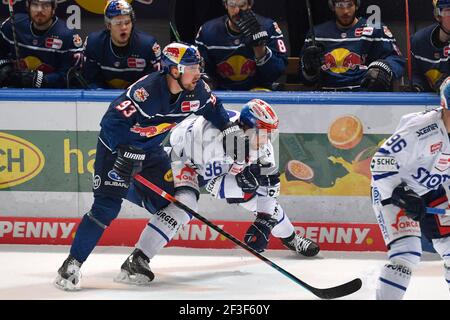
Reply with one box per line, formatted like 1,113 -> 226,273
216,55 -> 256,82
322,48 -> 362,74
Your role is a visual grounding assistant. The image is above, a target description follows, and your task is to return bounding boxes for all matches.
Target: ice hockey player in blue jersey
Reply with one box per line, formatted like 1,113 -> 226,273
299,0 -> 405,91
114,99 -> 320,286
411,0 -> 450,93
195,0 -> 288,91
82,0 -> 162,89
371,77 -> 450,299
0,0 -> 83,88
54,42 -> 246,291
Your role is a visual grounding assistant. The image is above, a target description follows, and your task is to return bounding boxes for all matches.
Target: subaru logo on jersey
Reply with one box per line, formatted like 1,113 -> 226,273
128,58 -> 146,69
133,87 -> 149,102
45,38 -> 63,50
181,100 -> 200,112
108,170 -> 125,182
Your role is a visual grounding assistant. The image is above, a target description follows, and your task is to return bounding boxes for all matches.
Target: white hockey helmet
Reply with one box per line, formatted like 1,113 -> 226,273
239,99 -> 279,131
440,76 -> 450,109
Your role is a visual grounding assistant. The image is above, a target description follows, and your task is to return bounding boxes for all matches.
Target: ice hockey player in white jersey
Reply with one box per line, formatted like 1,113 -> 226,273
114,98 -> 320,285
371,77 -> 450,299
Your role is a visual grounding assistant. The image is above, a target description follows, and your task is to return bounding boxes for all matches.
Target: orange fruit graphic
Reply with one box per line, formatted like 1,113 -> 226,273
285,160 -> 314,182
327,115 -> 363,150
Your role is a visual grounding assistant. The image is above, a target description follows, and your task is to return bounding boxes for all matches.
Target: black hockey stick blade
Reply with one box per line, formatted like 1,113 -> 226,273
135,174 -> 363,299
308,278 -> 362,300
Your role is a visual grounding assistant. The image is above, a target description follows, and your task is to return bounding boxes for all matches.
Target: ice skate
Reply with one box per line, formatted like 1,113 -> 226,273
114,248 -> 155,286
282,233 -> 320,257
54,255 -> 82,291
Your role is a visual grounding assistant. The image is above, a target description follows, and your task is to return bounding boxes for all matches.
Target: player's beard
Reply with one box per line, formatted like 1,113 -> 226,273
31,12 -> 53,29
336,12 -> 357,28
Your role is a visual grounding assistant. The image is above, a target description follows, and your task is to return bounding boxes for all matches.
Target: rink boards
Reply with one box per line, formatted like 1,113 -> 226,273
0,90 -> 440,251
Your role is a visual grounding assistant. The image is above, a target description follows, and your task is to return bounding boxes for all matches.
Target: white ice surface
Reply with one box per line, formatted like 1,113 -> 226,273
0,245 -> 448,300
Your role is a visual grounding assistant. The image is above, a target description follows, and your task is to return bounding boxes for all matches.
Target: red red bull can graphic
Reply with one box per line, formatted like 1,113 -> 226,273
321,48 -> 362,74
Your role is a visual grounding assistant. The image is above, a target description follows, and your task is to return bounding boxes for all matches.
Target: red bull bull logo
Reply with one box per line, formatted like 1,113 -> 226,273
322,48 -> 362,74
21,56 -> 54,73
216,55 -> 256,82
130,123 -> 176,138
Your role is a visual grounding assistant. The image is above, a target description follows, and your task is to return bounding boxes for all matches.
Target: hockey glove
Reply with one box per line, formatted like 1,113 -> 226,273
390,182 -> 426,221
0,59 -> 13,87
301,45 -> 324,78
113,145 -> 146,183
10,70 -> 47,88
221,121 -> 249,174
360,60 -> 393,92
235,9 -> 269,47
244,212 -> 278,252
235,166 -> 259,193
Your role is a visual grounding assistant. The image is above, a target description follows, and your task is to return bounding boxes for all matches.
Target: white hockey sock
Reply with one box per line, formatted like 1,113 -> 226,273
445,262 -> 450,291
376,263 -> 412,300
136,189 -> 196,259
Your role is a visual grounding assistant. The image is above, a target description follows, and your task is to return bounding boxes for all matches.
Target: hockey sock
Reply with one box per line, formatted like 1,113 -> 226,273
137,189 -> 196,259
376,263 -> 412,300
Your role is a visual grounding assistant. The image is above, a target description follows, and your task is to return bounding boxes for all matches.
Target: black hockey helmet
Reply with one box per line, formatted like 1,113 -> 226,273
222,0 -> 254,8
328,0 -> 360,11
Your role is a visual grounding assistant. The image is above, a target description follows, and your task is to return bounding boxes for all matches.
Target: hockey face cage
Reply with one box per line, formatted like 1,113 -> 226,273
104,0 -> 136,26
161,42 -> 203,74
328,0 -> 360,10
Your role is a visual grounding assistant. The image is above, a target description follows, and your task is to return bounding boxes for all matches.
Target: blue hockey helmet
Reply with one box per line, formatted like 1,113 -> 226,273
239,99 -> 279,131
104,0 -> 135,25
161,42 -> 203,74
440,76 -> 450,109
434,0 -> 450,17
328,0 -> 360,11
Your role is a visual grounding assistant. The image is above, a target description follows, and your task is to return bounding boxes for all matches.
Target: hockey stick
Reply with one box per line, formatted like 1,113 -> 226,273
404,0 -> 412,81
305,0 -> 316,47
426,207 -> 450,216
168,0 -> 181,42
7,0 -> 21,70
134,174 -> 362,299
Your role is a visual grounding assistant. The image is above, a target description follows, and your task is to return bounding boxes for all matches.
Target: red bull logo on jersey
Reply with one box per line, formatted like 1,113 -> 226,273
20,56 -> 55,73
322,48 -> 362,74
216,55 -> 256,82
130,123 -> 176,138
